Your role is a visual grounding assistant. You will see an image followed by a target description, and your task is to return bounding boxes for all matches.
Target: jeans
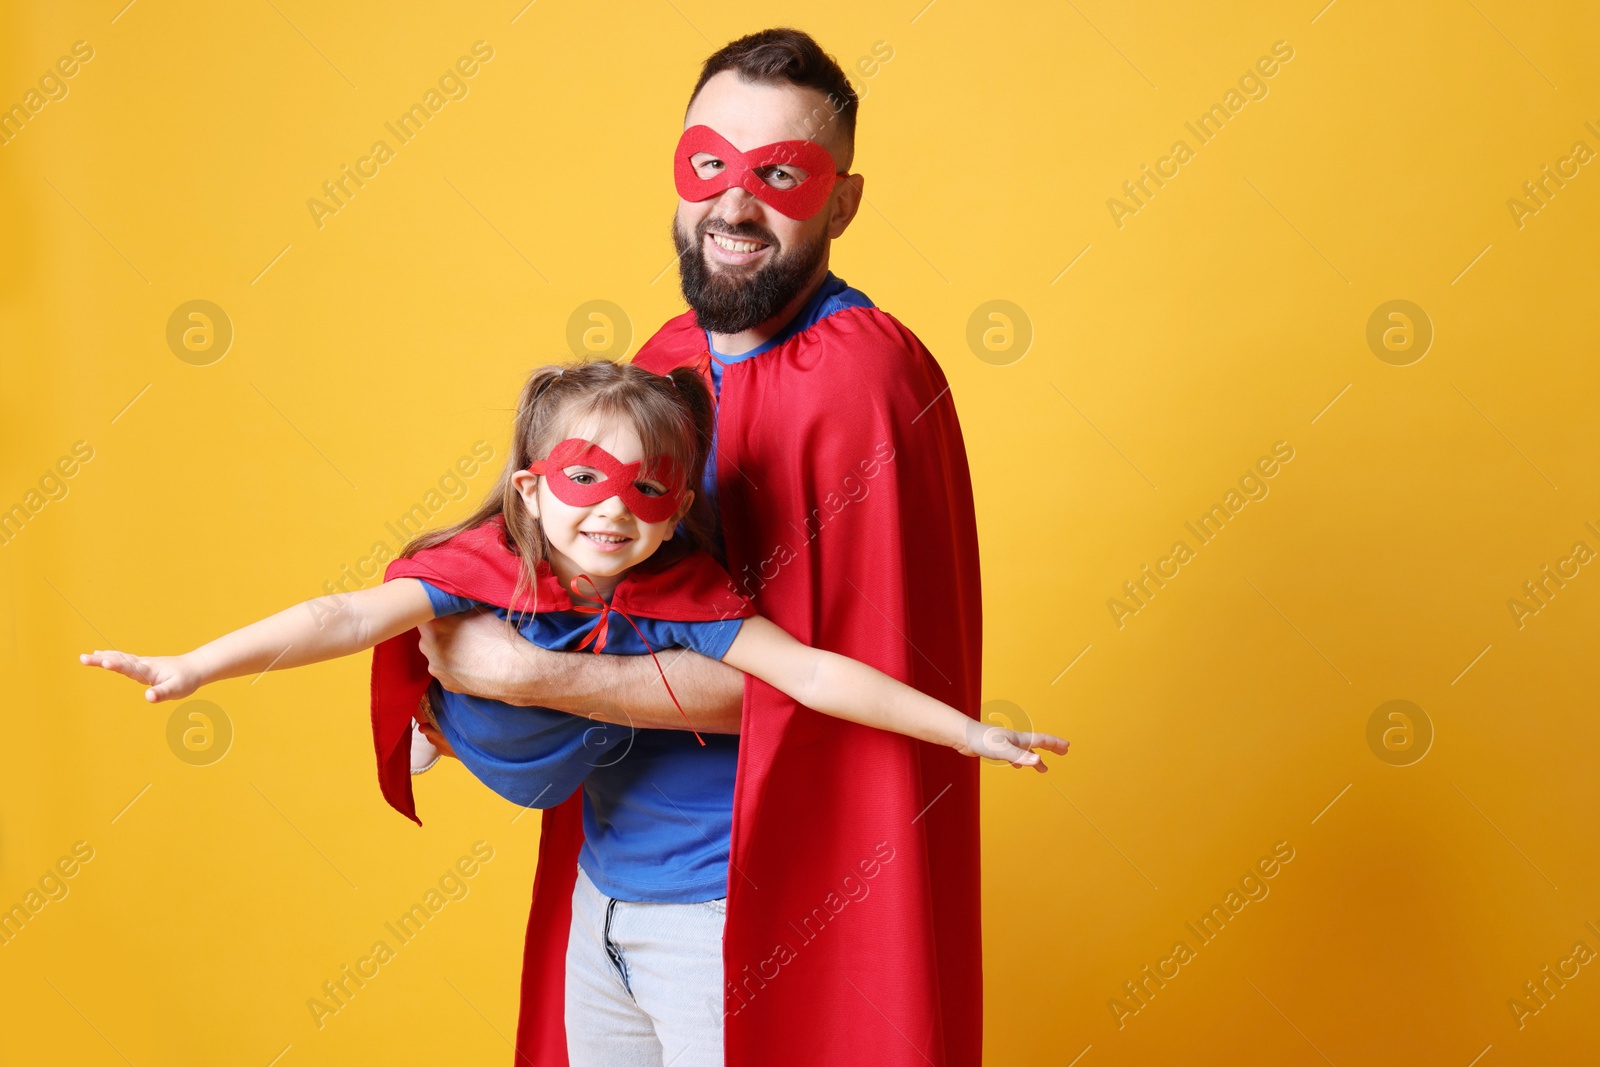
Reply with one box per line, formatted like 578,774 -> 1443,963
566,865 -> 727,1067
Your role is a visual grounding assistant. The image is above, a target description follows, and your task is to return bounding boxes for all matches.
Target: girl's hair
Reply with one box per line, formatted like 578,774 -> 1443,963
401,359 -> 718,614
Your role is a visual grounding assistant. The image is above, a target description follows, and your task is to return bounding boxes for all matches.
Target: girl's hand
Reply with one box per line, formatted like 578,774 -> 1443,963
958,719 -> 1070,772
79,650 -> 206,703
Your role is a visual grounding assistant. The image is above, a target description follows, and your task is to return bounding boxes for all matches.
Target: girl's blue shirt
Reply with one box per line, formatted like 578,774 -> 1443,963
420,581 -> 744,903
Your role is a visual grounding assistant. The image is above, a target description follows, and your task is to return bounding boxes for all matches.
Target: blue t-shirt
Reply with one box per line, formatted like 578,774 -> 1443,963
419,581 -> 744,903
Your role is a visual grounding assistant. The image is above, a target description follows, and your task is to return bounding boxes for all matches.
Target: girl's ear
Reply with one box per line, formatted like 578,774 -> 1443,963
510,470 -> 541,519
664,488 -> 695,540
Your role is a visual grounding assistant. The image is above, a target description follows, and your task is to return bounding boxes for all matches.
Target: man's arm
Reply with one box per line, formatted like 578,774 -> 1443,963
416,609 -> 744,733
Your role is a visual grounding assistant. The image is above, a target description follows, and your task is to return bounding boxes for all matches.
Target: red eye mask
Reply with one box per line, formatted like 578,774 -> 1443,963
527,439 -> 686,524
674,125 -> 844,220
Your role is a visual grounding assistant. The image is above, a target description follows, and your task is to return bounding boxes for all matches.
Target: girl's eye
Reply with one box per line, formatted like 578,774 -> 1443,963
567,471 -> 599,486
634,482 -> 666,497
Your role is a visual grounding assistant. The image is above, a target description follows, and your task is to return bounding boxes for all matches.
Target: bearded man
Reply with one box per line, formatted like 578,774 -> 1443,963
416,28 -> 984,1067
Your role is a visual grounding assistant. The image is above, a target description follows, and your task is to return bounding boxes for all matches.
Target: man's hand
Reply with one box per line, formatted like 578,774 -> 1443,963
417,610 -> 547,704
416,608 -> 745,733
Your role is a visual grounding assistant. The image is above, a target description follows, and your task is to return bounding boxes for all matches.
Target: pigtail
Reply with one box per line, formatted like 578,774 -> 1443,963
663,366 -> 722,562
667,366 -> 716,456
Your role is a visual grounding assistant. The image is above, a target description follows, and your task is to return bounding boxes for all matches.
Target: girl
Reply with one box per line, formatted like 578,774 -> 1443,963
80,360 -> 1066,777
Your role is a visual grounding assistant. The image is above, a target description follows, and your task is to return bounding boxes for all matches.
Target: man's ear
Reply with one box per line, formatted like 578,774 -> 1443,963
827,173 -> 864,240
510,470 -> 541,519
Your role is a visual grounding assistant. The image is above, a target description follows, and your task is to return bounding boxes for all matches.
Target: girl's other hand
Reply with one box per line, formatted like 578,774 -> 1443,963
79,650 -> 205,703
958,719 -> 1070,772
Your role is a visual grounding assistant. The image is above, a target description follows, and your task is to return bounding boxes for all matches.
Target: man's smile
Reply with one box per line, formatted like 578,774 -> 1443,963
705,230 -> 771,265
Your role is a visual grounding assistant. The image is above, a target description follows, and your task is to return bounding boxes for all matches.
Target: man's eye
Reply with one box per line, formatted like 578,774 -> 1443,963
758,166 -> 808,189
694,156 -> 724,177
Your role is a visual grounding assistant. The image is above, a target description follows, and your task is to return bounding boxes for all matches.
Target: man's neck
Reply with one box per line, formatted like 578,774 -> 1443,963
705,261 -> 831,357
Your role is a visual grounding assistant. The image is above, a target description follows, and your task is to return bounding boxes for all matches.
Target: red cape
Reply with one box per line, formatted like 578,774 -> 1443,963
368,515 -> 753,824
511,302 -> 985,1066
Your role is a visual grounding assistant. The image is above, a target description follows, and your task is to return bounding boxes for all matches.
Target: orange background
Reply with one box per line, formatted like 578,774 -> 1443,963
2,1 -> 1597,1064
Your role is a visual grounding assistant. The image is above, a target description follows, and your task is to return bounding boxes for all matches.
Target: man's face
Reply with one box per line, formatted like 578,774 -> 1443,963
673,72 -> 856,335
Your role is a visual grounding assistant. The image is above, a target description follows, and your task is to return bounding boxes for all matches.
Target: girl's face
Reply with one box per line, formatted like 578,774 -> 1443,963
510,413 -> 693,596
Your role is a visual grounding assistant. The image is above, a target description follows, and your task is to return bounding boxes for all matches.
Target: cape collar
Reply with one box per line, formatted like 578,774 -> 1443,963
388,515 -> 752,623
699,271 -> 867,364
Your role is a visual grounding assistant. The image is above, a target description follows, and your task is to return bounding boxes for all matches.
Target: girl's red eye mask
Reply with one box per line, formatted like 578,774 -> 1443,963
673,124 -> 845,220
527,439 -> 686,524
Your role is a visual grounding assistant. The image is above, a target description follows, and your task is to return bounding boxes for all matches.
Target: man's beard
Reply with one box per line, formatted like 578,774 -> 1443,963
673,215 -> 826,334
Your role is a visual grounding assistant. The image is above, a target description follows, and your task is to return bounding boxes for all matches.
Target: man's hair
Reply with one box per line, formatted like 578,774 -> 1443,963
688,28 -> 858,164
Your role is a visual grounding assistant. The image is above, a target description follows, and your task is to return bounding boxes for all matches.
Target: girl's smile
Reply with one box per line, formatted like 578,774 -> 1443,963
580,529 -> 636,552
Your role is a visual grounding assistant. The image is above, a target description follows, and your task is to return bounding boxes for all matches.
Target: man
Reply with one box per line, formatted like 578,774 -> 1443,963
418,28 -> 984,1067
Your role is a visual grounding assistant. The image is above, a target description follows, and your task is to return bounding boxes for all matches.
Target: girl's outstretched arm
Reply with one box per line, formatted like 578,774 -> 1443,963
79,579 -> 437,703
720,615 -> 1070,771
